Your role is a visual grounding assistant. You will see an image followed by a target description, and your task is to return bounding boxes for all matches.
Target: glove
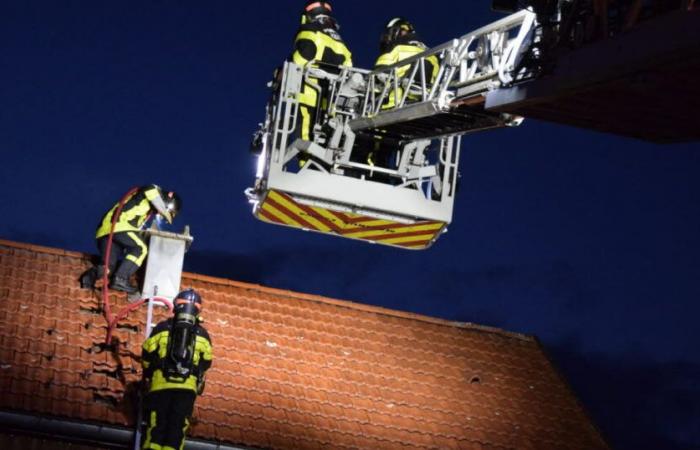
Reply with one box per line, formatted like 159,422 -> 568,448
196,378 -> 206,395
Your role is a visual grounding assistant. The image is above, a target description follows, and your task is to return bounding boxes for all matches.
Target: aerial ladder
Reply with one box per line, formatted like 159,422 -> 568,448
246,9 -> 539,250
247,1 -> 699,248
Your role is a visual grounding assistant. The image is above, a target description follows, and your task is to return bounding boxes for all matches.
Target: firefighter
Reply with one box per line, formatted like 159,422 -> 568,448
141,288 -> 212,450
375,17 -> 439,109
366,18 -> 440,181
80,184 -> 181,294
291,1 -> 353,147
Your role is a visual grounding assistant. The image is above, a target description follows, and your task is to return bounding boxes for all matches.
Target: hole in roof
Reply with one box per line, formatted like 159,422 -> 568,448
92,343 -> 112,354
92,393 -> 119,409
116,323 -> 138,332
93,367 -> 120,379
79,306 -> 101,315
470,376 -> 481,384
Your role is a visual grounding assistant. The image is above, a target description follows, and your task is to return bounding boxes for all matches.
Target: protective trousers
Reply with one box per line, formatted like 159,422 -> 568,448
297,81 -> 321,142
97,232 -> 148,279
142,389 -> 196,450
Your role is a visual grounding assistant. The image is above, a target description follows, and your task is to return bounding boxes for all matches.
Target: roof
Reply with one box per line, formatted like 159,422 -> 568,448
0,239 -> 610,450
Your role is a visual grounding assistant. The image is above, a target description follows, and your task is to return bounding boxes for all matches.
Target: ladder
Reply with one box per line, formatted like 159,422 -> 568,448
132,227 -> 193,450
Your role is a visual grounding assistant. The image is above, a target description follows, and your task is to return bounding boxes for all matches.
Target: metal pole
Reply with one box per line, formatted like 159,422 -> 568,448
133,287 -> 158,450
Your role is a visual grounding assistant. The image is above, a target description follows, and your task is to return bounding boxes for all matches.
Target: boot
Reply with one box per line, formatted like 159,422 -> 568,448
109,276 -> 138,294
111,260 -> 139,294
79,267 -> 97,289
79,265 -> 106,289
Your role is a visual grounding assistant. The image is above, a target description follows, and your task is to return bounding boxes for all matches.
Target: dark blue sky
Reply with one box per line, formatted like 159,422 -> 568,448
1,2 -> 699,449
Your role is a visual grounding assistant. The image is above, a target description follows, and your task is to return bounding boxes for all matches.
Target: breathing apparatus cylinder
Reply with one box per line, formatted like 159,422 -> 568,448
163,289 -> 202,381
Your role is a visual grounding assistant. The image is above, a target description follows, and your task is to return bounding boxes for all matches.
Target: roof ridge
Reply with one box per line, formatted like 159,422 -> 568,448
186,271 -> 534,342
0,238 -> 533,341
0,238 -> 86,258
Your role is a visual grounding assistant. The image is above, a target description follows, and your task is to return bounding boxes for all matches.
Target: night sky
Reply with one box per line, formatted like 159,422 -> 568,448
1,2 -> 699,449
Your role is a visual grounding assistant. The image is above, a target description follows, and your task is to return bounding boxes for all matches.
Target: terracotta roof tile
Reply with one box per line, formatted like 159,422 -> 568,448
0,239 -> 610,450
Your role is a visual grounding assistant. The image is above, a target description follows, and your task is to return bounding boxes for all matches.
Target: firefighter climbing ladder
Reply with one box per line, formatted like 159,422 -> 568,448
132,227 -> 193,450
247,10 -> 537,249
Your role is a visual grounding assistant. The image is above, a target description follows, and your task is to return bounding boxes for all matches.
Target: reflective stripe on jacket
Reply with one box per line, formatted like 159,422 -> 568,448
95,185 -> 162,238
141,319 -> 213,394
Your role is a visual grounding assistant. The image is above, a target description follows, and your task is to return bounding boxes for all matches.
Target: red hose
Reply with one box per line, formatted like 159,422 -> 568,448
101,187 -> 174,344
101,187 -> 139,326
105,296 -> 174,344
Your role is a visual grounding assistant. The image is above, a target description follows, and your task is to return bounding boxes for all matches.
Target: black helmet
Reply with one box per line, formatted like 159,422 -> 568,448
162,190 -> 181,222
380,17 -> 416,51
301,1 -> 336,27
173,288 -> 202,324
303,1 -> 332,19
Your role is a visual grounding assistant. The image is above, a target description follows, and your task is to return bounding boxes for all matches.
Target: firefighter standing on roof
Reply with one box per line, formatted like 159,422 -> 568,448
80,184 -> 181,294
141,288 -> 212,450
291,1 -> 352,146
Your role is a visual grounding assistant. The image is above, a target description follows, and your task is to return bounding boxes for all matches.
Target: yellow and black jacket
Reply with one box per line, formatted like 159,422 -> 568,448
375,35 -> 439,109
291,21 -> 353,72
141,318 -> 213,394
291,21 -> 353,118
96,185 -> 168,239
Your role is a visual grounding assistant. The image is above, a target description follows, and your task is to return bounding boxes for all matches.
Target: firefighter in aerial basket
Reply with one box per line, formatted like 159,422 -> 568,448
360,18 -> 441,183
291,1 -> 353,147
141,288 -> 213,450
80,184 -> 181,294
375,17 -> 438,108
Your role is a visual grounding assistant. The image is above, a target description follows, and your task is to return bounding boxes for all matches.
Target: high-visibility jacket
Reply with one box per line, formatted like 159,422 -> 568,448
292,22 -> 353,69
291,22 -> 352,108
375,37 -> 439,109
96,185 -> 167,239
141,318 -> 213,394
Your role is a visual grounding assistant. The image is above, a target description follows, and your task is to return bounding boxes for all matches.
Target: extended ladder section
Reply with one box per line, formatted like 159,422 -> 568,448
246,10 -> 537,250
